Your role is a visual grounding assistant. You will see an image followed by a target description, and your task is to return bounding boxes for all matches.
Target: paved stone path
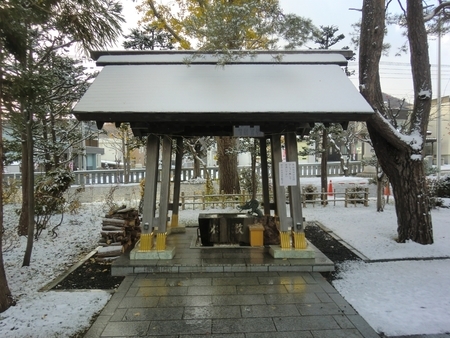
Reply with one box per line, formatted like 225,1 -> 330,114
84,271 -> 380,337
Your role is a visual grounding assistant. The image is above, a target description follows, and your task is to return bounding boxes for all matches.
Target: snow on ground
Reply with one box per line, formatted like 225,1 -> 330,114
333,260 -> 450,337
1,176 -> 450,337
0,203 -> 112,338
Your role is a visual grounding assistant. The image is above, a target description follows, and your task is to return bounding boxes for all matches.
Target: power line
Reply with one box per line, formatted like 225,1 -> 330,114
349,61 -> 450,68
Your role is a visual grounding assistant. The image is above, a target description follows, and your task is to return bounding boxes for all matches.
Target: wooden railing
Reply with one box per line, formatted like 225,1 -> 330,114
302,188 -> 370,207
3,161 -> 363,186
177,187 -> 370,210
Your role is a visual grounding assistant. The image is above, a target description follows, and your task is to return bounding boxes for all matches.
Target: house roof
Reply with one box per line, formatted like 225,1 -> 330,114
73,50 -> 374,137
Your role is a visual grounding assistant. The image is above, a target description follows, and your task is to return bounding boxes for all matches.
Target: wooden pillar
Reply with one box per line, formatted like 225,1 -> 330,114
271,134 -> 289,232
171,137 -> 184,230
158,135 -> 172,234
285,132 -> 304,232
142,135 -> 160,234
259,137 -> 271,215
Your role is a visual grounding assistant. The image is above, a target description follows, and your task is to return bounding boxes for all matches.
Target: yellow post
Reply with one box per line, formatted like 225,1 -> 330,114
171,214 -> 179,228
139,233 -> 154,252
292,231 -> 307,249
156,232 -> 167,251
280,231 -> 291,249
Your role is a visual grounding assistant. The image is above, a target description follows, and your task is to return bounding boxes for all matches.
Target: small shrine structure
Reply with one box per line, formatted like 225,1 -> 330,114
73,50 -> 374,259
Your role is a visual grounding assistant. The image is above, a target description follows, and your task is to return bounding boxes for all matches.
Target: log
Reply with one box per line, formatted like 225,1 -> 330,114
102,225 -> 124,231
116,207 -> 135,214
101,230 -> 124,237
97,246 -> 122,257
102,218 -> 126,225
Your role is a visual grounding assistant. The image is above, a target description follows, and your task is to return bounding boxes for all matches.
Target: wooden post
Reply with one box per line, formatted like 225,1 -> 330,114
285,132 -> 303,233
171,137 -> 183,228
364,187 -> 369,207
181,192 -> 185,210
271,134 -> 289,232
142,135 -> 160,234
345,188 -> 348,208
202,192 -> 205,210
259,137 -> 271,215
158,135 -> 172,235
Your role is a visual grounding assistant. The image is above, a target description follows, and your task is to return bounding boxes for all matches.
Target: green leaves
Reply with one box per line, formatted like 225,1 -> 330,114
140,0 -> 317,54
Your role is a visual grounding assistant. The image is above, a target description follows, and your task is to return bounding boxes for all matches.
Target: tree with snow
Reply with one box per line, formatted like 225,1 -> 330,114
359,0 -> 450,244
0,0 -> 124,312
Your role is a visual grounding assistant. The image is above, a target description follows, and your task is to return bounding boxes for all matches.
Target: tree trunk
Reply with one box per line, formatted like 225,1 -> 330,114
376,169 -> 385,212
18,130 -> 29,236
22,109 -> 35,266
251,140 -> 257,200
0,48 -> 14,313
320,128 -> 328,204
217,136 -> 239,194
386,149 -> 432,243
359,0 -> 433,244
193,142 -> 202,178
124,147 -> 131,184
42,118 -> 52,172
50,111 -> 59,168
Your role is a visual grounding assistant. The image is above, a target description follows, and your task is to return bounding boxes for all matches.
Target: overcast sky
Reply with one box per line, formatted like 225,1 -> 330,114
118,0 -> 450,101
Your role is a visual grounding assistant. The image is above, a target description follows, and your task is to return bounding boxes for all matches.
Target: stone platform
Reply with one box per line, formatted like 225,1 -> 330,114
111,228 -> 334,276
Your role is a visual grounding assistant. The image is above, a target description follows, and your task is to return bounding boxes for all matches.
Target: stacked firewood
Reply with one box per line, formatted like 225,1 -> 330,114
97,206 -> 141,261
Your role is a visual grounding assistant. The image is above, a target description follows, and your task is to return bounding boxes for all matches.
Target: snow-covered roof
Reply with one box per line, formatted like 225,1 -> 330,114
73,51 -> 374,136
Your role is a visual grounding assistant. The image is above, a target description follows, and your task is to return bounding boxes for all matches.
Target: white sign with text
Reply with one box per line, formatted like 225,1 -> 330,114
279,162 -> 297,186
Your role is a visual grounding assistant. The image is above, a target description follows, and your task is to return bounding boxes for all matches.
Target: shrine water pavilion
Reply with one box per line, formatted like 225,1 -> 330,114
73,50 -> 373,273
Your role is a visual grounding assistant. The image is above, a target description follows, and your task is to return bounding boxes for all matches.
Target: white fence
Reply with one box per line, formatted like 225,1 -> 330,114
3,161 -> 363,186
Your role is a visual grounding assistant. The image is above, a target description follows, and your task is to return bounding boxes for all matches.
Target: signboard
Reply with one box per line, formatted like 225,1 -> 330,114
233,125 -> 264,137
279,162 -> 297,186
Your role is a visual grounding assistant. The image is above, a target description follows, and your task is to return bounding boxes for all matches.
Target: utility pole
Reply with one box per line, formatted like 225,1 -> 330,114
437,14 -> 442,179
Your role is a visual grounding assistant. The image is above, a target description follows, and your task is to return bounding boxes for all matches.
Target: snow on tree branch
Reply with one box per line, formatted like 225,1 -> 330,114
424,1 -> 450,21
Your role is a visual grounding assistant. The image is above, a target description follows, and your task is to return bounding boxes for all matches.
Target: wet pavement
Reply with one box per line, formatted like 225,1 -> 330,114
84,228 -> 381,337
84,270 -> 380,337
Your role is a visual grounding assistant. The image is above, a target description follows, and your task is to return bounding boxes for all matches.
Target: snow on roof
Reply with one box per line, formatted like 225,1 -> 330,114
73,51 -> 374,136
95,51 -> 349,66
74,63 -> 371,114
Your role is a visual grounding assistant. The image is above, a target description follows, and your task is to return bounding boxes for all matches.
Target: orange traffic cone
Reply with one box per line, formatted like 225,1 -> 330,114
384,184 -> 390,196
328,180 -> 333,196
